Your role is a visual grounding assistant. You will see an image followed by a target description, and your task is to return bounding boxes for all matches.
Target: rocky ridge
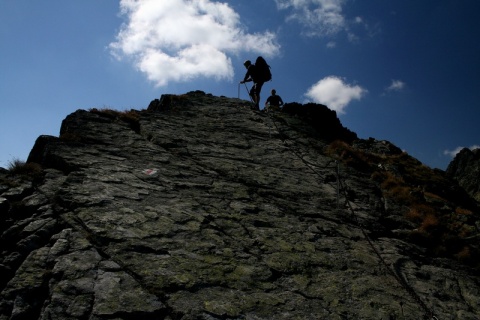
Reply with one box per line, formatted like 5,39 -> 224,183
0,91 -> 479,319
446,148 -> 480,202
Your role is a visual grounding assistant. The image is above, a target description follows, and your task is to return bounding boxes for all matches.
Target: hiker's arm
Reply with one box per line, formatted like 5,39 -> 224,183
240,67 -> 253,83
241,72 -> 252,83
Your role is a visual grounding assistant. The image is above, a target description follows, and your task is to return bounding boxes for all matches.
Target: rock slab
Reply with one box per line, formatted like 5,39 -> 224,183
0,91 -> 479,319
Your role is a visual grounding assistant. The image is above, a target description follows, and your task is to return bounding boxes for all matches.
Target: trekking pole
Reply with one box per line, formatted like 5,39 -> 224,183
244,83 -> 254,103
238,83 -> 241,99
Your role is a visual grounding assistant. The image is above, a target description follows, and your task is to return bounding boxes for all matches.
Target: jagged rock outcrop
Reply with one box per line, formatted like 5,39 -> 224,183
446,148 -> 480,202
0,91 -> 479,319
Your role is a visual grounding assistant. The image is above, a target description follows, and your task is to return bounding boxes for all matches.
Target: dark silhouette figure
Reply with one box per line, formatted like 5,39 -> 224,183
265,89 -> 284,111
240,60 -> 264,110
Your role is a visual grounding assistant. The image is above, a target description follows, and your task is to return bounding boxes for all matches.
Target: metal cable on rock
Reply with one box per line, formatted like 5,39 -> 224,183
263,111 -> 437,320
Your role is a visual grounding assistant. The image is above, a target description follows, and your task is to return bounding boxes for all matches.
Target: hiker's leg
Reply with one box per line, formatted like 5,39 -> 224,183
256,82 -> 264,108
249,87 -> 255,102
251,84 -> 259,109
254,94 -> 260,109
248,86 -> 258,110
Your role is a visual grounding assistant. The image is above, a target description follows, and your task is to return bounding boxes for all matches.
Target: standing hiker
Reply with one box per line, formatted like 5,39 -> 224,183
265,89 -> 284,111
240,60 -> 264,110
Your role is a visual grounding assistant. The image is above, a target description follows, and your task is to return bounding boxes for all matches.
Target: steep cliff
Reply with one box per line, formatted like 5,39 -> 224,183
0,91 -> 479,319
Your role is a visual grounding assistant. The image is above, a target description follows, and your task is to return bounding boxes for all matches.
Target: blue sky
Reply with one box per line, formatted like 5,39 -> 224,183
1,0 -> 479,170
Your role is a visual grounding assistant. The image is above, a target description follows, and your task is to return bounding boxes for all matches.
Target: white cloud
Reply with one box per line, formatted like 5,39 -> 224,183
305,76 -> 367,114
386,79 -> 405,92
275,0 -> 346,37
443,145 -> 480,158
110,0 -> 280,87
326,41 -> 336,48
274,1 -> 381,42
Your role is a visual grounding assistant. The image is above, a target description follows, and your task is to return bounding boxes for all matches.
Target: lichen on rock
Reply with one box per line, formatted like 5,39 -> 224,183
0,91 -> 478,319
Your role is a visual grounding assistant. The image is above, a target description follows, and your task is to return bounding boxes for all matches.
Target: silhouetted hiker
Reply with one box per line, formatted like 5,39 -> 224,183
265,89 -> 284,111
240,60 -> 264,110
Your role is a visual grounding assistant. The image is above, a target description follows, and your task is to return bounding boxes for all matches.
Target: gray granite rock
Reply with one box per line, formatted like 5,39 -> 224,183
0,91 -> 478,319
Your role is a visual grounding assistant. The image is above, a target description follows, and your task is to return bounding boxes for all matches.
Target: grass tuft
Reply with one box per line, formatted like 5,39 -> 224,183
326,138 -> 480,266
90,108 -> 141,133
7,158 -> 42,177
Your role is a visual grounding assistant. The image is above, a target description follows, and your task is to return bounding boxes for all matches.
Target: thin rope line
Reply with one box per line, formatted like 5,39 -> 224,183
264,110 -> 437,319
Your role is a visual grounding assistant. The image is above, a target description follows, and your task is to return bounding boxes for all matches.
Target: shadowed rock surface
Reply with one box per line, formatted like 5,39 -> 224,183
446,148 -> 480,202
0,91 -> 479,319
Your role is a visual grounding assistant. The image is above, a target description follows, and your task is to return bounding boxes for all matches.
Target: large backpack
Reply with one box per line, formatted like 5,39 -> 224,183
255,56 -> 272,82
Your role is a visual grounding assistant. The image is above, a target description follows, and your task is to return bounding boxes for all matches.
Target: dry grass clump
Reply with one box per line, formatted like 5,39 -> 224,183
455,246 -> 472,263
90,108 -> 139,122
325,140 -> 378,172
1,159 -> 43,187
406,204 -> 436,224
90,108 -> 141,133
419,212 -> 440,232
405,204 -> 440,247
379,172 -> 404,189
374,171 -> 419,205
7,158 -> 42,177
326,139 -> 479,266
423,191 -> 447,204
163,94 -> 191,107
386,185 -> 414,204
455,207 -> 473,215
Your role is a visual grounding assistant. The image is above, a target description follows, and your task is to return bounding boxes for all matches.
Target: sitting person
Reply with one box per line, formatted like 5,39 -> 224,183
265,89 -> 284,111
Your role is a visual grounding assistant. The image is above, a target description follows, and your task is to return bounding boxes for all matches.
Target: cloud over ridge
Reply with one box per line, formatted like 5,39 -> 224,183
444,145 -> 480,158
305,76 -> 367,114
110,0 -> 280,87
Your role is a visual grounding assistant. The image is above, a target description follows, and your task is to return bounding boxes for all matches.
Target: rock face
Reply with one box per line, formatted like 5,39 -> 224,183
446,148 -> 480,202
0,91 -> 479,319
